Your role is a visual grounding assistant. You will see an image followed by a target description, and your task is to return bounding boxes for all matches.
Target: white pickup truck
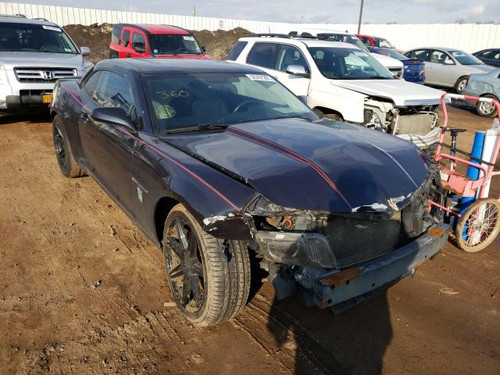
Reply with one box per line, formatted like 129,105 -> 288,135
227,35 -> 446,149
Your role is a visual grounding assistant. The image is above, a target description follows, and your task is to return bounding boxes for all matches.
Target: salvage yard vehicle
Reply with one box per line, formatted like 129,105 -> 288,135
463,68 -> 500,117
357,34 -> 397,50
314,32 -> 404,78
0,14 -> 93,113
473,48 -> 500,68
228,35 -> 445,149
404,47 -> 495,93
51,59 -> 449,326
370,47 -> 426,84
109,23 -> 211,60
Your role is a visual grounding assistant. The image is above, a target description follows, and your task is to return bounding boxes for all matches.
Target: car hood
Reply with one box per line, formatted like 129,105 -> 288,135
466,64 -> 495,73
162,118 -> 430,213
332,79 -> 444,106
0,52 -> 89,69
371,53 -> 403,68
154,54 -> 213,60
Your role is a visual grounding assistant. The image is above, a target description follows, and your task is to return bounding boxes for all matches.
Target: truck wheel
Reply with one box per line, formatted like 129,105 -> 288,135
476,94 -> 498,117
162,204 -> 251,326
454,76 -> 468,93
53,115 -> 84,178
455,198 -> 500,252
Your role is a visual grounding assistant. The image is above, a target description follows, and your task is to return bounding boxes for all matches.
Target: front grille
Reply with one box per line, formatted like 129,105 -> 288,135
389,67 -> 403,78
14,67 -> 76,82
324,213 -> 402,268
396,111 -> 438,135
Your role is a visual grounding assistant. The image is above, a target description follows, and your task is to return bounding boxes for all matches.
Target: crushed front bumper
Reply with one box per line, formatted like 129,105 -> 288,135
296,222 -> 449,310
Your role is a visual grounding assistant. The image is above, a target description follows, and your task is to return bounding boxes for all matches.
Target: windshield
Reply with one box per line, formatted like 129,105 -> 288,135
0,23 -> 78,53
449,50 -> 483,65
318,33 -> 370,52
148,34 -> 202,55
373,37 -> 394,49
308,47 -> 393,80
144,72 -> 317,135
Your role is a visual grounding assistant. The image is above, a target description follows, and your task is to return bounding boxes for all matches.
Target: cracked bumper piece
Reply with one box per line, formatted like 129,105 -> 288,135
254,231 -> 337,269
297,222 -> 449,310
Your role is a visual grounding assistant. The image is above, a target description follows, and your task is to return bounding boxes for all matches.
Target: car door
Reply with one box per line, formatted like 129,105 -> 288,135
428,50 -> 457,87
118,28 -> 132,58
78,70 -> 139,214
130,31 -> 149,58
272,44 -> 311,98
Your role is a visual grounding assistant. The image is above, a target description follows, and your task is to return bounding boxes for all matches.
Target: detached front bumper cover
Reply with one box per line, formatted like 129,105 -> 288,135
296,222 -> 449,310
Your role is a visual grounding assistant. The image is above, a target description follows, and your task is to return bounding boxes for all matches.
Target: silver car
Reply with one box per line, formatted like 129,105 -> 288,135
405,47 -> 494,92
463,68 -> 500,117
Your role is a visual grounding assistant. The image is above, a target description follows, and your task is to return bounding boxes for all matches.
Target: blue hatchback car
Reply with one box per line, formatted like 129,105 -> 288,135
371,47 -> 426,84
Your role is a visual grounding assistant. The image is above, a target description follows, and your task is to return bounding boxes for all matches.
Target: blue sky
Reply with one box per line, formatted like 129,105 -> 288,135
12,0 -> 500,23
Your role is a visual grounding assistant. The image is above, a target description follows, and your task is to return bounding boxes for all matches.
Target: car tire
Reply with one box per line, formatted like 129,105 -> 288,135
454,76 -> 469,93
162,204 -> 251,326
53,115 -> 84,178
476,94 -> 498,117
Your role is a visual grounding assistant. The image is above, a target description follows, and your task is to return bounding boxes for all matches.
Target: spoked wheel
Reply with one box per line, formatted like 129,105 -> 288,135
52,115 -> 84,178
455,198 -> 500,252
163,204 -> 251,326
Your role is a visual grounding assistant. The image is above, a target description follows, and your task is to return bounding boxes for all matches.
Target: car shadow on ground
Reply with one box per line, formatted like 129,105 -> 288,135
0,112 -> 51,125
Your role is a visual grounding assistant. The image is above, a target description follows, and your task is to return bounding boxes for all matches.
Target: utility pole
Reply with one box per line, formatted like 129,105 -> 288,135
357,0 -> 364,34
192,6 -> 196,16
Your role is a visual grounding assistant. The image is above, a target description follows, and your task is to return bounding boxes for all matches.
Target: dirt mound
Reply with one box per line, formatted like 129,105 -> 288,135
63,24 -> 251,63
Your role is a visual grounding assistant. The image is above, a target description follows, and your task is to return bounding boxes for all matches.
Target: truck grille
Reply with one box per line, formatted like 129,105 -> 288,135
324,213 -> 402,269
14,67 -> 76,82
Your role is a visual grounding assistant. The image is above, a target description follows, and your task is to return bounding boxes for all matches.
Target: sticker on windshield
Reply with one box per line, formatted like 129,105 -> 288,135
42,25 -> 61,32
246,74 -> 275,82
183,36 -> 195,41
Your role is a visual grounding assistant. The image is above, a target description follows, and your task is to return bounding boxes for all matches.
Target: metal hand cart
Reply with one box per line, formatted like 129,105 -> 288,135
429,93 -> 500,252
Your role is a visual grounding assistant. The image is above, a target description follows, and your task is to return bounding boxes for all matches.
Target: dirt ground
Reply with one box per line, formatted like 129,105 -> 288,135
0,103 -> 498,374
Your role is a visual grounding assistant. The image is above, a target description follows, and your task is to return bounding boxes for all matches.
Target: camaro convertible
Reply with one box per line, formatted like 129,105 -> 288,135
51,59 -> 449,326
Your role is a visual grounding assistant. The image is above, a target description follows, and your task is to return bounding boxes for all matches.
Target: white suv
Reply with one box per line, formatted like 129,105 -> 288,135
0,15 -> 93,113
227,35 -> 446,149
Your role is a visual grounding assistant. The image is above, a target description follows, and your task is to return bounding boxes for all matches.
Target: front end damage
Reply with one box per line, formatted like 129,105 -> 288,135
363,98 -> 439,149
209,172 -> 449,312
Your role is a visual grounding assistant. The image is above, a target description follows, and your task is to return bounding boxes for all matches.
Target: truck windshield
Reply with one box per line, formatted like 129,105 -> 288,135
0,23 -> 78,54
143,72 -> 317,135
149,34 -> 203,55
308,47 -> 393,80
373,38 -> 395,49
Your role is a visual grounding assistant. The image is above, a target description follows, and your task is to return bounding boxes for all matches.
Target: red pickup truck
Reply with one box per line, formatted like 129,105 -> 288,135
109,24 -> 212,59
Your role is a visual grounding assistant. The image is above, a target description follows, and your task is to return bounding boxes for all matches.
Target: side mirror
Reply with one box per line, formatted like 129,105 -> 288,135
80,46 -> 91,56
201,46 -> 206,53
91,107 -> 137,134
444,59 -> 454,65
286,65 -> 309,77
133,42 -> 146,54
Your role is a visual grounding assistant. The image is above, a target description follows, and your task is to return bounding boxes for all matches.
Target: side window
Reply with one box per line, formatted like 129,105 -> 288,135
111,26 -> 121,44
430,50 -> 445,63
132,33 -> 146,53
93,71 -> 135,117
122,30 -> 130,47
227,41 -> 248,61
276,45 -> 309,73
360,37 -> 371,47
246,43 -> 280,70
83,71 -> 100,96
412,49 -> 430,61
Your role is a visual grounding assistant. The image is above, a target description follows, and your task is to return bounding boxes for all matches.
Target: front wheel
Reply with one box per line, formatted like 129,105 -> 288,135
476,94 -> 498,117
53,115 -> 84,178
162,204 -> 251,326
454,76 -> 469,93
455,198 -> 500,252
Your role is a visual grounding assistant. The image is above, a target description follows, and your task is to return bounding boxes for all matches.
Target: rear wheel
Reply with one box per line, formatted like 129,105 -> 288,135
53,115 -> 84,178
162,204 -> 251,326
455,198 -> 500,252
476,94 -> 498,117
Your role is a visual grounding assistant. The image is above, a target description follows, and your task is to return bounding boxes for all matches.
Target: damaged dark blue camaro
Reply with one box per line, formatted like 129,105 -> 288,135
51,59 -> 449,326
